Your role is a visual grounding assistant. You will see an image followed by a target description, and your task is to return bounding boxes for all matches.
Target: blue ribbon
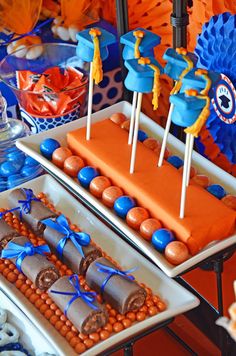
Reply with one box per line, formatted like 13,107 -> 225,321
42,215 -> 91,258
1,241 -> 51,273
17,188 -> 40,220
50,274 -> 98,316
95,262 -> 138,295
0,18 -> 54,46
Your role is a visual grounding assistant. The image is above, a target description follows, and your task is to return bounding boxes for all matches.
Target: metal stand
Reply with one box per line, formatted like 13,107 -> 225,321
176,244 -> 236,356
171,0 -> 189,49
115,0 -> 130,101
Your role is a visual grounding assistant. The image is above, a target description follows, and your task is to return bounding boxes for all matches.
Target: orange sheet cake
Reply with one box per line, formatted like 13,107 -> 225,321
67,119 -> 236,255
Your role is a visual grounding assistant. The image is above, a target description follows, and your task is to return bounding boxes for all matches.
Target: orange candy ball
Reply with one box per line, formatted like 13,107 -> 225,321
113,322 -> 124,333
102,186 -> 124,208
143,138 -> 160,151
165,241 -> 189,265
52,147 -> 72,168
64,156 -> 85,177
110,112 -> 127,125
75,342 -> 86,353
89,176 -> 112,198
179,165 -> 197,178
191,174 -> 210,188
126,207 -> 150,230
121,120 -> 130,131
140,218 -> 162,240
222,195 -> 236,211
136,312 -> 146,321
100,330 -> 110,340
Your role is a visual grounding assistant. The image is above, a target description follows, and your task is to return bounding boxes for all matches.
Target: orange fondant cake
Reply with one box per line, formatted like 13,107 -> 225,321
67,119 -> 236,255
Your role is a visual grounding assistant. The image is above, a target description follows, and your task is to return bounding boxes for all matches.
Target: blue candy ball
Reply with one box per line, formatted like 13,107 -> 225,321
138,130 -> 148,142
114,196 -> 136,219
78,166 -> 100,188
0,161 -> 22,177
40,138 -> 60,160
0,178 -> 7,192
6,150 -> 25,165
21,165 -> 36,177
7,174 -> 23,189
206,184 -> 226,199
24,156 -> 39,167
167,155 -> 184,169
151,228 -> 175,252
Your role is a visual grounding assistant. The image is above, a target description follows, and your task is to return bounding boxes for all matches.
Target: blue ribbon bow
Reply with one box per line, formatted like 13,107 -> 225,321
18,188 -> 40,220
95,262 -> 138,295
42,215 -> 91,258
1,241 -> 51,273
0,18 -> 54,46
50,274 -> 98,316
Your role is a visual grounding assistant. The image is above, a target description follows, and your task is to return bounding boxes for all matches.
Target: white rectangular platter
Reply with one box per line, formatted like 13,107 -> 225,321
0,175 -> 199,356
0,286 -> 57,355
16,101 -> 236,278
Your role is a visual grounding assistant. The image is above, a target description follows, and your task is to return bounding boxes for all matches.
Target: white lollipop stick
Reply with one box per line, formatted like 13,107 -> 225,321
130,92 -> 143,174
158,103 -> 174,167
86,62 -> 94,141
128,91 -> 138,145
186,134 -> 194,186
179,133 -> 191,218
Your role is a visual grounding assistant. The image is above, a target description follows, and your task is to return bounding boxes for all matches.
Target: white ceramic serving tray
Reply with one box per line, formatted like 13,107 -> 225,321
0,175 -> 199,356
16,101 -> 236,278
0,285 -> 57,355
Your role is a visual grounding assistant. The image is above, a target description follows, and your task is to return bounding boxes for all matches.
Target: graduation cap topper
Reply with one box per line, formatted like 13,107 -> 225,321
170,71 -> 212,137
125,56 -> 162,109
120,28 -> 161,60
76,27 -> 116,84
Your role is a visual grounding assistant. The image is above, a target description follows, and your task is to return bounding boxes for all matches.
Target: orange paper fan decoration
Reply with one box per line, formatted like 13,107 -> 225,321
60,0 -> 102,28
0,0 -> 43,34
188,0 -> 236,51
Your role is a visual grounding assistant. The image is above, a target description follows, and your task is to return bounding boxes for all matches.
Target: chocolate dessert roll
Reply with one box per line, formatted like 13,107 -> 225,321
48,275 -> 108,334
8,188 -> 57,235
0,219 -> 19,250
3,236 -> 59,290
86,257 -> 147,314
43,215 -> 102,275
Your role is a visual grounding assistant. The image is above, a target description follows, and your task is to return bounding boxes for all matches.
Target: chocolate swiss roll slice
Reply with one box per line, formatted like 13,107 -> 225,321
3,236 -> 59,290
42,215 -> 102,276
48,275 -> 108,334
8,188 -> 57,235
0,219 -> 19,251
86,257 -> 147,314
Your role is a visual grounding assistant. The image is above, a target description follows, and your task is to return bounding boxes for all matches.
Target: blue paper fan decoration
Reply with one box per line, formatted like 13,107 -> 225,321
195,12 -> 236,170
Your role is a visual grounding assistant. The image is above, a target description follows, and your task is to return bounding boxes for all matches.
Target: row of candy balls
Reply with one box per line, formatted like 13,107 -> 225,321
40,137 -> 189,265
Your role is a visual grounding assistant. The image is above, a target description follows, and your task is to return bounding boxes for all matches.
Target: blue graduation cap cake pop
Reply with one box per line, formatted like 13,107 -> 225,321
76,27 -> 116,141
120,28 -> 161,60
76,27 -> 116,63
180,68 -> 221,97
124,57 -> 163,174
163,47 -> 197,81
124,57 -> 163,94
170,89 -> 208,127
